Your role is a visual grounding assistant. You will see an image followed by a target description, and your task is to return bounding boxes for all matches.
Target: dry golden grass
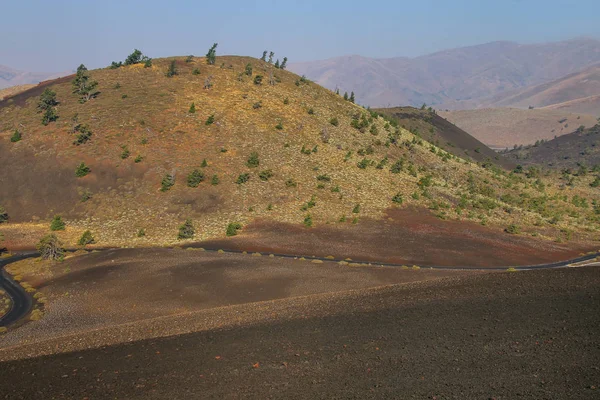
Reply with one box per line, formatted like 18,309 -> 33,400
0,55 -> 598,249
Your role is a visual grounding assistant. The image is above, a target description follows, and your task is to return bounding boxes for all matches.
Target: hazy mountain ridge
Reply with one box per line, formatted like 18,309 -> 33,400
289,38 -> 600,109
0,64 -> 70,90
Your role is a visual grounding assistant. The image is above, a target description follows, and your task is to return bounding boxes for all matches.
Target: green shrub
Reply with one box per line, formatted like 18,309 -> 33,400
357,158 -> 370,169
246,152 -> 260,168
505,224 -> 520,234
120,146 -> 130,159
10,130 -> 21,143
236,173 -> 250,184
134,155 -> 143,163
283,97 -> 289,105
253,75 -> 263,85
37,234 -> 64,261
226,222 -> 242,237
50,215 -> 65,231
307,108 -> 314,115
73,124 -> 92,145
259,169 -> 274,181
245,63 -> 252,76
329,117 -> 339,126
303,214 -> 313,227
201,159 -> 208,167
166,60 -> 178,77
211,175 -> 220,185
161,174 -> 175,191
75,163 -> 90,177
390,159 -> 404,174
275,122 -> 283,130
352,204 -> 360,213
285,178 -> 297,187
189,102 -> 196,113
137,228 -> 146,237
392,193 -> 403,204
187,169 -> 205,187
77,230 -> 95,246
192,68 -> 201,75
0,206 -> 8,224
316,174 -> 331,182
178,219 -> 195,239
205,114 -> 215,125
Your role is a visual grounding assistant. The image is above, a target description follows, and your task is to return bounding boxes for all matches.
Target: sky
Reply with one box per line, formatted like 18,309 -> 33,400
2,0 -> 600,72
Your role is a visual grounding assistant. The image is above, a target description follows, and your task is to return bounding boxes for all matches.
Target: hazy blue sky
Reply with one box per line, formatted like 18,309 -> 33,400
2,0 -> 600,72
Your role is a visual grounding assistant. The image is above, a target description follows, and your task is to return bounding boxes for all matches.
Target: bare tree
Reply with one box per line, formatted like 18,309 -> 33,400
204,75 -> 213,89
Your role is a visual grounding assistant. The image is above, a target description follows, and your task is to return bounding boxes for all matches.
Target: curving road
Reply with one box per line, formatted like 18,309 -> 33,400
0,252 -> 38,327
0,248 -> 598,328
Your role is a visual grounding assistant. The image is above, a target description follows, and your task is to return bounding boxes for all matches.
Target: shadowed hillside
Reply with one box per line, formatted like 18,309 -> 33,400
374,107 -> 514,168
1,53 -> 599,249
504,124 -> 600,169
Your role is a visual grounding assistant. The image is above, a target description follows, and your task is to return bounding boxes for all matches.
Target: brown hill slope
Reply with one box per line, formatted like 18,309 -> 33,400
290,38 -> 600,107
504,124 -> 600,169
440,108 -> 598,148
482,64 -> 600,114
373,107 -> 514,168
0,55 -> 598,249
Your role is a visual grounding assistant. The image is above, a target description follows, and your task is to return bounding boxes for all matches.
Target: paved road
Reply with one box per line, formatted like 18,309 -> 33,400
0,253 -> 37,327
0,248 -> 598,328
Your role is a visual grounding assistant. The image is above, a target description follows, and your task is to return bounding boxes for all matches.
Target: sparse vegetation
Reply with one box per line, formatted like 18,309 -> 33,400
177,219 -> 195,240
0,206 -> 8,224
10,129 -> 22,143
236,173 -> 250,184
226,222 -> 242,237
75,163 -> 90,178
50,215 -> 65,231
246,152 -> 260,168
77,230 -> 95,246
187,170 -> 205,187
161,174 -> 175,192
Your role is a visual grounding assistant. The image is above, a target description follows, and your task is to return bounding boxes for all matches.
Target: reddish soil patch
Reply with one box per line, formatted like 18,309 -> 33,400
200,207 -> 594,267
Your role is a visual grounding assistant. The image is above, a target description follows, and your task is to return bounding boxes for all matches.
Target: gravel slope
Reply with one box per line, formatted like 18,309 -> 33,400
1,267 -> 598,399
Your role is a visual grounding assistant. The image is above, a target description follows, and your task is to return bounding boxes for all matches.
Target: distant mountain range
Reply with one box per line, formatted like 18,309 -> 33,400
0,64 -> 70,90
289,38 -> 600,111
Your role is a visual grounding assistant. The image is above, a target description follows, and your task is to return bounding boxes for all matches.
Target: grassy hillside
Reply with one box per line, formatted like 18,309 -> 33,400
0,54 -> 599,249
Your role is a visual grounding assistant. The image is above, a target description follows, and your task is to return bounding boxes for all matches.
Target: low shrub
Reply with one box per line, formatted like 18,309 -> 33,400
226,222 -> 242,237
178,219 -> 195,239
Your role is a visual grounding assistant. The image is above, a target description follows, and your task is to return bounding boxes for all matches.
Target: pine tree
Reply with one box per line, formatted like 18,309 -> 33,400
72,64 -> 98,102
166,60 -> 178,77
260,51 -> 267,61
280,57 -> 288,70
343,92 -> 348,101
349,91 -> 355,103
245,63 -> 253,76
37,234 -> 64,260
189,102 -> 196,113
39,88 -> 59,124
274,59 -> 280,69
268,51 -> 274,64
124,49 -> 143,65
206,43 -> 218,65
50,215 -> 66,231
177,219 -> 195,239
